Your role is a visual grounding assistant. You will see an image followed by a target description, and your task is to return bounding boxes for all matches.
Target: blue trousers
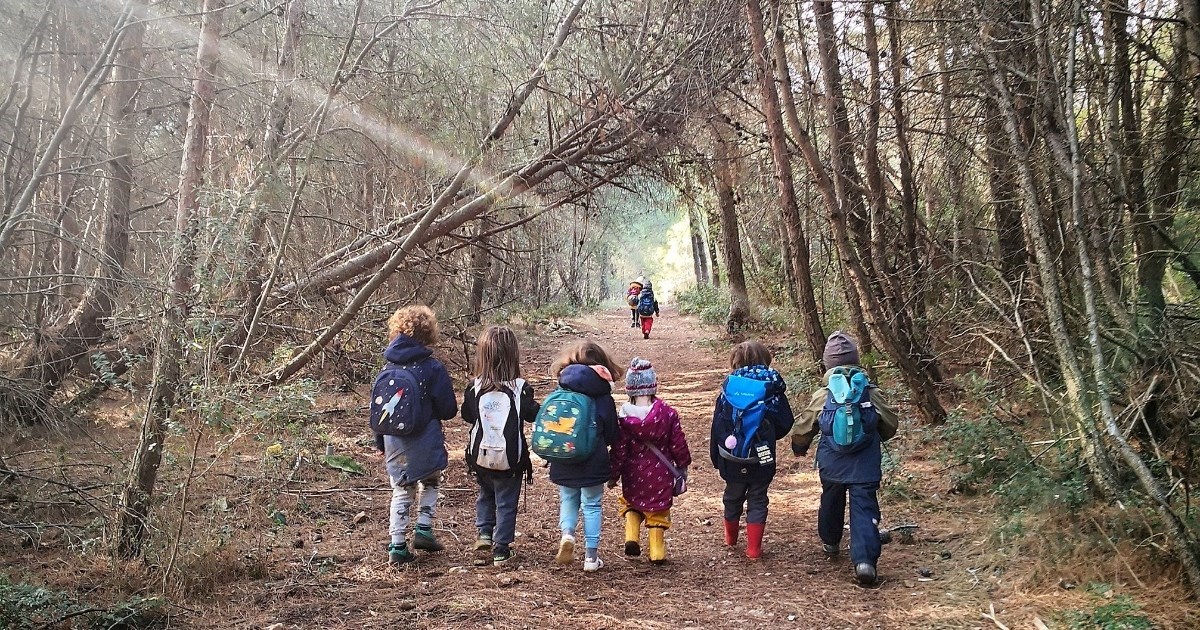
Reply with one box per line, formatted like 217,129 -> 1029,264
558,484 -> 605,550
476,474 -> 523,550
818,480 -> 882,566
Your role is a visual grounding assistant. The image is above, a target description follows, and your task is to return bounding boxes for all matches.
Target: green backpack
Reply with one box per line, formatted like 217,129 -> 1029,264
531,388 -> 597,464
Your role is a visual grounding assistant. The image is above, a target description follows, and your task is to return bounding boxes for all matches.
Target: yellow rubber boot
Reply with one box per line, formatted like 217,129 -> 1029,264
648,526 -> 666,564
624,511 -> 642,556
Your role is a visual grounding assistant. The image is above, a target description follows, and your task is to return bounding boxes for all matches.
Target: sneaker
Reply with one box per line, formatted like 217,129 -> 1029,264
474,533 -> 493,551
493,547 -> 515,567
624,540 -> 641,556
822,543 -> 839,557
855,562 -> 877,586
554,534 -> 575,564
412,527 -> 444,552
583,556 -> 604,572
879,529 -> 893,545
388,542 -> 415,565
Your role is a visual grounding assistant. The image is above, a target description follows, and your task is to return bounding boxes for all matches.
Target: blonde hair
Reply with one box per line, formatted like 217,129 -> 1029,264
550,339 -> 624,379
386,305 -> 439,345
475,326 -> 521,390
730,340 -> 772,370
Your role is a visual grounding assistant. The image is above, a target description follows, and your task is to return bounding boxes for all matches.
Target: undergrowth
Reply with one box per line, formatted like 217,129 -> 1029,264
0,575 -> 165,629
675,284 -> 728,325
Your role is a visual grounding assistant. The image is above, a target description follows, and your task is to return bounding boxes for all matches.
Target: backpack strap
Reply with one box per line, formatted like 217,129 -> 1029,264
636,437 -> 682,480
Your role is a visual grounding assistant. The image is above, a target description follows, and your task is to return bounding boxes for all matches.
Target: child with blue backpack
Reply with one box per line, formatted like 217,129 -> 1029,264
635,281 -> 660,339
709,340 -> 794,559
535,339 -> 622,572
461,326 -> 540,567
368,305 -> 458,566
790,331 -> 898,585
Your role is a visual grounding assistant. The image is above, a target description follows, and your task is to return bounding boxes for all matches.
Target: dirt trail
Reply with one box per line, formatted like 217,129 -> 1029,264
201,308 -> 970,629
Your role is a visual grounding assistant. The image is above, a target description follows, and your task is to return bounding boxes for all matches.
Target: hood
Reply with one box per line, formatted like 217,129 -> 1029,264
731,364 -> 787,394
559,363 -> 613,397
383,333 -> 433,364
619,399 -> 669,441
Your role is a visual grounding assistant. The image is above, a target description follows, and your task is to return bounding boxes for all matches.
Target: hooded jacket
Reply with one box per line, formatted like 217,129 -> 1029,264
547,364 -> 620,488
376,334 -> 458,485
790,366 -> 898,484
610,399 -> 691,513
709,365 -> 794,483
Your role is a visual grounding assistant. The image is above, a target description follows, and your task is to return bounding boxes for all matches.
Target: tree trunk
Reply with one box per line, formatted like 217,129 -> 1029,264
466,217 -> 490,325
687,203 -> 709,286
0,17 -> 145,425
115,0 -> 226,559
747,0 -> 824,367
711,118 -> 750,333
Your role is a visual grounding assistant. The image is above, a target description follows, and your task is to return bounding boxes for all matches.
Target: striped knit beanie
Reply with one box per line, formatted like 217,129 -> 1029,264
625,357 -> 658,397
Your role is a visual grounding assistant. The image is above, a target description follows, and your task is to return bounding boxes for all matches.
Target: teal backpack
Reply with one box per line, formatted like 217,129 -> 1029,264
531,388 -> 597,463
817,367 -> 878,452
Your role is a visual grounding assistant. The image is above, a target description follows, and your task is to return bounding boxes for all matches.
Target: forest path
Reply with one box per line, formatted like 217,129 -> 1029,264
206,307 -> 977,629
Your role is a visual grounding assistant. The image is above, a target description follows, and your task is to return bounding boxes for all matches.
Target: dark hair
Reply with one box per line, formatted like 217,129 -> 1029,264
730,340 -> 772,370
550,339 -> 624,379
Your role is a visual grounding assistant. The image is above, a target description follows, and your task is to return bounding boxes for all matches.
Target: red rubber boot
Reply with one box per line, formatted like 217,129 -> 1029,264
723,519 -> 739,546
745,522 -> 765,559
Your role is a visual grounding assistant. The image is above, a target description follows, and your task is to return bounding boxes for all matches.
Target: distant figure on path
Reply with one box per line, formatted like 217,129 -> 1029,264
627,277 -> 645,327
635,280 -> 660,339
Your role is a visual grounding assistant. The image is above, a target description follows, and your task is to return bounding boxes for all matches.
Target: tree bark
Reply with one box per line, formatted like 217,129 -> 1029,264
747,0 -> 824,367
115,0 -> 226,559
711,118 -> 750,333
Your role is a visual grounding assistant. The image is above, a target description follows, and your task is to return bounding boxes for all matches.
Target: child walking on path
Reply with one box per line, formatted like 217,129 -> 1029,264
709,341 -> 794,559
635,281 -> 660,339
369,305 -> 458,566
791,331 -> 898,586
461,326 -> 540,567
544,340 -> 622,572
609,357 -> 691,564
627,278 -> 644,327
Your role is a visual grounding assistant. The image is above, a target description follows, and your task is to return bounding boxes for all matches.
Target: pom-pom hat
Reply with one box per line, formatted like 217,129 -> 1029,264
625,357 -> 658,397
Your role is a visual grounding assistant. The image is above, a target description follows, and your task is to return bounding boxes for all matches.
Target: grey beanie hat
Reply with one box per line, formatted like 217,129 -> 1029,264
625,357 -> 658,397
822,331 -> 860,369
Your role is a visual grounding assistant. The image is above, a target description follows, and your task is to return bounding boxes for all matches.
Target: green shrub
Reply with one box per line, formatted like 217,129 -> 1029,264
0,576 -> 165,630
675,284 -> 728,325
1064,584 -> 1153,630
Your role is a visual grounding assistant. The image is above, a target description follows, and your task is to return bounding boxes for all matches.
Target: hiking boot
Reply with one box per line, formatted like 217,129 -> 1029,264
878,529 -> 893,545
493,547 -> 515,567
855,562 -> 877,586
474,533 -> 493,551
554,534 -> 576,564
412,526 -> 444,552
388,542 -> 415,566
583,555 -> 604,572
823,543 -> 839,557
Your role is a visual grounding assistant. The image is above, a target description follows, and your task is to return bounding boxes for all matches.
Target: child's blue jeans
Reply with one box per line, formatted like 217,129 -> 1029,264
558,484 -> 605,550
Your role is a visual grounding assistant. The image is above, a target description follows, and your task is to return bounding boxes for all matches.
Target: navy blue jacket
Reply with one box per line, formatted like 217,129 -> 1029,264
815,388 -> 883,484
376,334 -> 457,485
709,365 -> 795,483
547,364 -> 620,488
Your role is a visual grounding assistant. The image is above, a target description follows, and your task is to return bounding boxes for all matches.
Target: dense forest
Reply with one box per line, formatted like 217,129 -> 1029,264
1,0 -> 1198,627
